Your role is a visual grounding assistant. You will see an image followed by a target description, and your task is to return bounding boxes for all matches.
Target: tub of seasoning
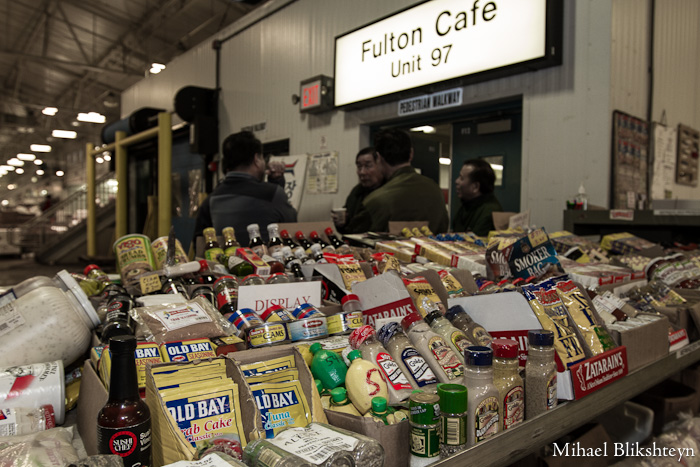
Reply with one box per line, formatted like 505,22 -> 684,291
327,311 -> 363,336
246,322 -> 290,348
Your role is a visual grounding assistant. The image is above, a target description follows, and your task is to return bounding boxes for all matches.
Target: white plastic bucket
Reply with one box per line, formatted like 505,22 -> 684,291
0,360 -> 65,424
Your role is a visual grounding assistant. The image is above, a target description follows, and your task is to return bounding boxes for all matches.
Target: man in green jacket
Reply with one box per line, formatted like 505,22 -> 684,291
452,159 -> 503,236
332,147 -> 384,233
346,129 -> 449,234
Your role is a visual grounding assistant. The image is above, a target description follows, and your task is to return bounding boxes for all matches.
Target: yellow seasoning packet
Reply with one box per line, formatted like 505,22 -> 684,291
403,277 -> 446,316
151,359 -> 226,376
522,285 -> 586,368
438,270 -> 469,298
152,361 -> 227,389
337,260 -> 367,291
240,355 -> 296,378
160,381 -> 247,456
156,373 -> 227,392
249,380 -> 311,438
160,338 -> 217,363
554,278 -> 616,354
246,368 -> 300,385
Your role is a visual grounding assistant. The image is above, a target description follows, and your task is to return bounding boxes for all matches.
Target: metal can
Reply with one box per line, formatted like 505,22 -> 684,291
287,316 -> 328,342
326,311 -> 363,336
227,308 -> 264,337
246,322 -> 290,348
151,236 -> 189,269
291,303 -> 324,320
113,234 -> 156,285
260,304 -> 295,323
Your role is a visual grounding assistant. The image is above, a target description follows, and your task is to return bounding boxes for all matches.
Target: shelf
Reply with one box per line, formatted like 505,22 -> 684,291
435,341 -> 700,467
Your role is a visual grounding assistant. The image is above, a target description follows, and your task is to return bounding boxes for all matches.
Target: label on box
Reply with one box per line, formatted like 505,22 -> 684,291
669,329 -> 689,352
362,297 -> 418,329
160,339 -> 216,363
237,280 -> 321,314
152,302 -> 213,331
569,346 -> 628,399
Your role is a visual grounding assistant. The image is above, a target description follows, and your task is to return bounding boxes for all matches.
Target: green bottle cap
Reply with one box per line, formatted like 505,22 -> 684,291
409,392 -> 441,425
371,396 -> 388,413
330,387 -> 348,403
437,383 -> 468,414
314,379 -> 323,394
310,342 -> 322,354
348,349 -> 362,361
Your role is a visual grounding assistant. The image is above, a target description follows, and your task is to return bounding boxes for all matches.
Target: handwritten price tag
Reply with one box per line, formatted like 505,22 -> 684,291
140,273 -> 162,295
528,229 -> 548,248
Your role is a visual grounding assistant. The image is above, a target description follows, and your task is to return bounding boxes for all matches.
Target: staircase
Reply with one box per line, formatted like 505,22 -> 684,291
11,172 -> 118,264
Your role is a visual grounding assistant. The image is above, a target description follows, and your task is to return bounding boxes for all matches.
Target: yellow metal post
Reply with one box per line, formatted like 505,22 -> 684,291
115,131 -> 128,239
86,143 -> 96,257
157,112 -> 172,238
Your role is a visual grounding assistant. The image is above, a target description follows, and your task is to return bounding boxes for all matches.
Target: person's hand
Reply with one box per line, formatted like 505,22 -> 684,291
267,160 -> 285,180
331,208 -> 347,227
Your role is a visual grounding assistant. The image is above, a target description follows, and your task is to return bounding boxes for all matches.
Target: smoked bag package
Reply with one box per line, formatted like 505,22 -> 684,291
485,228 -> 563,281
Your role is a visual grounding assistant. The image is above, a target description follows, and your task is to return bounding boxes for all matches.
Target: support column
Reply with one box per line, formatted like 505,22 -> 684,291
86,143 -> 96,257
115,131 -> 128,239
157,112 -> 172,238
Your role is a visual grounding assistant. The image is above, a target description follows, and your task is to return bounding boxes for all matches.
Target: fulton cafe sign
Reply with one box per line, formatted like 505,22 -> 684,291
334,0 -> 560,107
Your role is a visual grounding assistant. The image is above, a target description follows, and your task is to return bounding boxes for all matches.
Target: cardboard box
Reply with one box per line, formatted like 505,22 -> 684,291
680,362 -> 700,414
633,379 -> 697,434
76,359 -> 109,456
609,313 -> 669,372
324,410 -> 409,467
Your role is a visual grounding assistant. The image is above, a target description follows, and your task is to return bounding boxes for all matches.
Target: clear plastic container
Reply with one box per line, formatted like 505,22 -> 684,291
0,271 -> 100,368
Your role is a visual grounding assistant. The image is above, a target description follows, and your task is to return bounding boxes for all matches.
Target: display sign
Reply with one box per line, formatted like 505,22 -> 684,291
335,0 -> 561,107
237,280 -> 322,314
397,88 -> 462,116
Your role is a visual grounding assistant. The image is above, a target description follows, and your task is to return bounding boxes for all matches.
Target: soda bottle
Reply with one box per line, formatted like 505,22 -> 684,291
97,335 -> 151,467
247,223 -> 268,256
294,231 -> 314,251
267,224 -> 285,255
203,227 -> 224,262
222,227 -> 241,256
309,231 -> 336,253
279,229 -> 298,249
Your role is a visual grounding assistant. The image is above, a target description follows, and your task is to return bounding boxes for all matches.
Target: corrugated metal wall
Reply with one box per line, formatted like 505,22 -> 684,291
122,0 -> 700,233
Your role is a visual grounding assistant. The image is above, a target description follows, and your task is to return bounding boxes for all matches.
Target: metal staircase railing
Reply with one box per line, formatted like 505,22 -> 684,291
10,172 -> 117,252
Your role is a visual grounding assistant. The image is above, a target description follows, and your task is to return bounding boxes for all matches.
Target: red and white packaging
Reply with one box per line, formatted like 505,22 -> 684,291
352,272 -> 420,329
0,360 -> 65,424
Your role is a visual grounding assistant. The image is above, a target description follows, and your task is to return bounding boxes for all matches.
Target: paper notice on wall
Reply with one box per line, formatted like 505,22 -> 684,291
305,151 -> 339,194
651,123 -> 677,200
272,154 -> 308,210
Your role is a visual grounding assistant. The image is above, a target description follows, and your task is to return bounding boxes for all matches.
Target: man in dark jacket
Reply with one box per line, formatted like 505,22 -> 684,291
347,129 -> 449,234
193,131 -> 297,246
333,147 -> 384,233
452,158 -> 502,236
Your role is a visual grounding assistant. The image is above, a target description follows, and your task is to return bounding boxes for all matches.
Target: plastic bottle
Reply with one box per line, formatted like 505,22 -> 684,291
0,405 -> 55,436
492,338 -> 524,431
463,346 -> 500,447
575,182 -> 588,210
0,270 -> 73,307
0,273 -> 100,367
445,305 -> 493,347
340,294 -> 362,312
264,425 -> 355,466
525,330 -> 557,419
309,342 -> 347,390
329,387 -> 361,416
315,379 -> 331,410
424,310 -> 473,363
97,335 -> 151,467
345,349 -> 388,414
101,294 -> 135,343
309,422 -> 385,467
401,313 -> 465,385
349,326 -> 413,405
221,226 -> 241,256
266,223 -> 285,255
247,223 -> 268,256
203,227 -> 224,262
310,231 -> 336,253
365,396 -> 407,424
377,322 -> 438,392
243,438 -> 314,467
437,383 -> 468,458
408,392 -> 441,467
324,227 -> 352,255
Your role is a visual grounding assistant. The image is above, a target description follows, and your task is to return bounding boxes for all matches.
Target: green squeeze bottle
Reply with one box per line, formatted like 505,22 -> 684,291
309,342 -> 347,391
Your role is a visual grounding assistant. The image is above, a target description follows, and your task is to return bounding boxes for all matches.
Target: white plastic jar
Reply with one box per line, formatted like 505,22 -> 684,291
0,271 -> 73,308
0,271 -> 100,367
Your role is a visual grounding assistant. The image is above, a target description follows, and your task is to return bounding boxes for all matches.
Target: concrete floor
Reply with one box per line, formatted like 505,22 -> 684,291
0,256 -> 86,286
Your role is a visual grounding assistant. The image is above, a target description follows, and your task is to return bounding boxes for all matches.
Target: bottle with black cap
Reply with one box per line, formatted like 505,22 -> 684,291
97,335 -> 151,467
100,295 -> 135,343
525,329 -> 557,419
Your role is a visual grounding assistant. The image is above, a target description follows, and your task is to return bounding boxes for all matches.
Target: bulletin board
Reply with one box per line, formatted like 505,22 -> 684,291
676,124 -> 700,186
611,110 -> 650,209
650,123 -> 677,200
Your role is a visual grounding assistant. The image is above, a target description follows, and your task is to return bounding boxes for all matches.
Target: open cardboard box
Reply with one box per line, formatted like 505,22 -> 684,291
76,359 -> 109,456
608,313 -> 669,372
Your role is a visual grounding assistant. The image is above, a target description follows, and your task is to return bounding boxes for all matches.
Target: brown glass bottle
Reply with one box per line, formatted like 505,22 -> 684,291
266,223 -> 285,255
294,231 -> 314,251
203,227 -> 224,262
222,226 -> 241,256
247,223 -> 269,256
97,335 -> 151,467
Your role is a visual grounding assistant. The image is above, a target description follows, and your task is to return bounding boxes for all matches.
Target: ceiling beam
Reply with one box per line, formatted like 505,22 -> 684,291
0,50 -> 143,76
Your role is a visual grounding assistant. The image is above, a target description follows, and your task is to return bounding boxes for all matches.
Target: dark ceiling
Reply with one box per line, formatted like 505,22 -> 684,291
0,0 -> 264,174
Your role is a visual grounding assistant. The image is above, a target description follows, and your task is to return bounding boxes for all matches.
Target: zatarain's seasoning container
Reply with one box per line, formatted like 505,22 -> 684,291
246,322 -> 290,348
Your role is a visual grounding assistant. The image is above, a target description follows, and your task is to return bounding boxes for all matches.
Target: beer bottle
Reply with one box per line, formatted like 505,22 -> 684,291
203,227 -> 224,262
280,229 -> 298,249
222,227 -> 241,256
267,223 -> 285,255
247,223 -> 269,256
97,335 -> 151,467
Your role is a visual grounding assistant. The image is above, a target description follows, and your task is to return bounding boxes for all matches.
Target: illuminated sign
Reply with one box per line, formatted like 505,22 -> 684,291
334,0 -> 562,107
299,75 -> 334,113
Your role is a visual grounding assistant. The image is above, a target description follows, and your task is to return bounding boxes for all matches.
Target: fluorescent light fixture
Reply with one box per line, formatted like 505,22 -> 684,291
150,63 -> 166,74
15,168 -> 24,174
490,164 -> 504,170
0,165 -> 14,171
103,154 -> 112,162
52,130 -> 77,139
1,200 -> 8,206
40,190 -> 48,196
34,159 -> 43,165
409,125 -> 436,134
7,184 -> 16,190
77,112 -> 106,124
31,176 -> 38,183
0,170 -> 6,176
96,157 -> 104,164
439,157 -> 452,165
8,159 -> 24,167
36,169 -> 45,176
42,107 -> 58,116
71,121 -> 80,127
17,153 -> 36,161
30,144 -> 51,152
55,170 -> 65,177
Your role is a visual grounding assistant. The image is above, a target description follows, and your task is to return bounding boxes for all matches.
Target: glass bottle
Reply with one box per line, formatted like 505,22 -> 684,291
424,310 -> 473,363
409,392 -> 441,467
203,227 -> 224,262
160,277 -> 189,298
101,294 -> 135,343
267,223 -> 284,256
227,255 -> 255,278
293,247 -> 316,265
324,227 -> 352,255
246,223 -> 268,256
329,387 -> 361,416
83,264 -> 110,294
241,274 -> 266,286
309,231 -> 336,253
377,322 -> 438,392
309,244 -> 327,263
261,253 -> 285,274
525,330 -> 557,419
401,312 -> 465,385
281,246 -> 304,278
213,275 -> 239,315
445,305 -> 493,347
463,346 -> 500,447
221,226 -> 241,256
349,325 -> 413,405
492,339 -> 524,431
437,383 -> 468,458
420,226 -> 433,237
97,335 -> 151,467
294,231 -> 314,251
279,229 -> 298,249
